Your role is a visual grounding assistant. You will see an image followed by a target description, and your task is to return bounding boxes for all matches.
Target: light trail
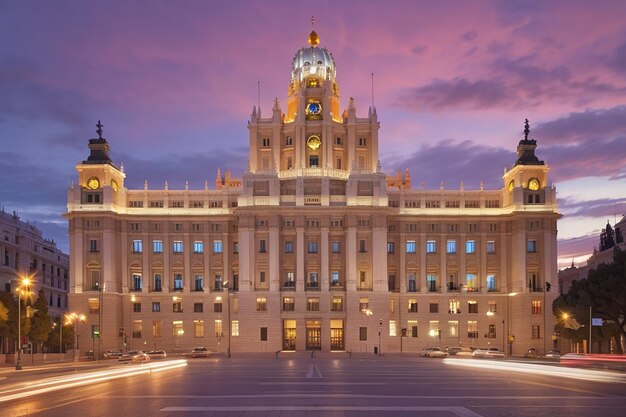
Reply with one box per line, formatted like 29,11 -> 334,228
443,358 -> 626,383
0,359 -> 187,403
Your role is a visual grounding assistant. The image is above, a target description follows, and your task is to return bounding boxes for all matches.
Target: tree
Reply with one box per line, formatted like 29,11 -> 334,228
0,292 -> 18,353
0,300 -> 8,322
29,290 -> 52,353
554,246 -> 626,354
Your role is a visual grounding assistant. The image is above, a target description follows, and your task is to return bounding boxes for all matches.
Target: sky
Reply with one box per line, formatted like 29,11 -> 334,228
0,0 -> 625,269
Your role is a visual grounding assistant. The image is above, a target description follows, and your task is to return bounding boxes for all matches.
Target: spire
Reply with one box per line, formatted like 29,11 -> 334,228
308,16 -> 319,47
216,168 -> 222,190
515,118 -> 544,166
96,120 -> 104,139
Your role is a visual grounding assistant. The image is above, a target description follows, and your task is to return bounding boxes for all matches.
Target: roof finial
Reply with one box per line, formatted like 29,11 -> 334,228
308,16 -> 319,47
96,120 -> 104,139
524,118 -> 530,140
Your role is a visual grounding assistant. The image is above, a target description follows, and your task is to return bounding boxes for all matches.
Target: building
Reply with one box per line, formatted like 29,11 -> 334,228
66,29 -> 559,356
0,208 -> 69,353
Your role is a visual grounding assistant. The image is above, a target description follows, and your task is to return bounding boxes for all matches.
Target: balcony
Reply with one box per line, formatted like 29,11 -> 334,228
427,284 -> 440,293
448,284 -> 461,292
282,281 -> 296,291
357,285 -> 373,291
330,282 -> 345,291
529,286 -> 544,293
305,282 -> 320,291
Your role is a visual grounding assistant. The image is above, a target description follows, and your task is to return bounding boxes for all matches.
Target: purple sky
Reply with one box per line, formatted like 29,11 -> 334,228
1,0 -> 625,268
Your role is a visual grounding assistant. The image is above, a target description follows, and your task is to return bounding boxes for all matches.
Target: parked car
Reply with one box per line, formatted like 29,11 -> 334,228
147,350 -> 167,359
447,347 -> 473,357
191,347 -> 210,358
484,348 -> 505,359
103,350 -> 123,359
471,348 -> 488,358
118,350 -> 150,363
426,347 -> 448,358
418,347 -> 435,357
544,350 -> 561,359
525,348 -> 540,358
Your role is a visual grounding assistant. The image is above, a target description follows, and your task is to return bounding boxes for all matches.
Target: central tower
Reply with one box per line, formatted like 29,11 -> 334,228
242,28 -> 385,207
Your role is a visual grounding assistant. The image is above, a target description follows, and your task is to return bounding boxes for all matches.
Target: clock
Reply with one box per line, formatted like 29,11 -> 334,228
528,178 -> 540,191
111,179 -> 119,192
87,177 -> 100,190
307,135 -> 321,150
508,180 -> 515,191
306,101 -> 322,116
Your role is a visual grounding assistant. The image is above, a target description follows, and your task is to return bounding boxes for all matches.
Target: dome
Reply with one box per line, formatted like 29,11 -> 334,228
291,31 -> 336,83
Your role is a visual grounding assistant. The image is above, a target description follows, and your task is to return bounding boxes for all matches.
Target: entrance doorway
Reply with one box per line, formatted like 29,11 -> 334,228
330,318 -> 344,350
283,320 -> 296,351
306,320 -> 321,350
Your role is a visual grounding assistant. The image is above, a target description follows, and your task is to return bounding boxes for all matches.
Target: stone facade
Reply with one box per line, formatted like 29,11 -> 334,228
66,30 -> 559,356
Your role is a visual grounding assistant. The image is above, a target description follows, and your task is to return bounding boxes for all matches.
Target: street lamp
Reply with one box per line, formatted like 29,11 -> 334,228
506,292 -> 517,358
223,281 -> 232,358
52,319 -> 63,354
15,275 -> 33,370
378,318 -> 383,357
65,312 -> 86,362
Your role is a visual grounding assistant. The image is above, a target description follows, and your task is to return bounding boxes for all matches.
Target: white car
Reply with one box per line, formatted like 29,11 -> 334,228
419,347 -> 435,357
447,347 -> 473,357
471,348 -> 488,358
426,347 -> 448,358
484,348 -> 505,359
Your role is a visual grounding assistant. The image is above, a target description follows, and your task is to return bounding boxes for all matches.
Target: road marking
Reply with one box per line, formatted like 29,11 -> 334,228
159,405 -> 485,416
100,394 -> 615,400
258,381 -> 383,385
305,364 -> 322,378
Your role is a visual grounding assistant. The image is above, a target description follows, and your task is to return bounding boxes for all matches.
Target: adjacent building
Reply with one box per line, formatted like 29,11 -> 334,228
0,208 -> 69,352
66,29 -> 560,356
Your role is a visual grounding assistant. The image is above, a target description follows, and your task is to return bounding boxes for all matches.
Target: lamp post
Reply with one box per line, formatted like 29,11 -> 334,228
224,281 -> 232,358
65,312 -> 86,362
15,275 -> 33,371
506,292 -> 517,358
52,320 -> 63,354
378,318 -> 383,356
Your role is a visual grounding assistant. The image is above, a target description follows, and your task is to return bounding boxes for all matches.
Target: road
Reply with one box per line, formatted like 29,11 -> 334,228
2,354 -> 625,417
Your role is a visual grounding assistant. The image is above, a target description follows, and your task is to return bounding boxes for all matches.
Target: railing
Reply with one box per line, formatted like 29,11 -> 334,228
427,284 -> 440,293
529,287 -> 544,293
357,285 -> 373,291
448,284 -> 461,292
305,283 -> 320,291
282,282 -> 296,291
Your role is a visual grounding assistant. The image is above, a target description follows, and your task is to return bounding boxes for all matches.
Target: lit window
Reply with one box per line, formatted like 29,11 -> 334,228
307,297 -> 320,312
532,300 -> 542,315
173,241 -> 183,253
465,240 -> 476,254
283,297 -> 295,311
331,297 -> 343,311
231,320 -> 239,336
331,241 -> 341,253
153,240 -> 163,253
486,241 -> 496,254
528,240 -> 537,253
331,271 -> 340,286
173,274 -> 183,290
285,242 -> 293,253
257,297 -> 267,311
215,320 -> 223,337
408,299 -> 418,313
446,240 -> 456,254
465,273 -> 476,290
387,242 -> 395,253
449,320 -> 458,337
487,274 -> 497,291
194,320 -> 204,338
308,242 -> 318,253
426,240 -> 436,253
193,241 -> 204,254
132,240 -> 142,253
406,240 -> 416,254
389,320 -> 397,337
172,321 -> 184,337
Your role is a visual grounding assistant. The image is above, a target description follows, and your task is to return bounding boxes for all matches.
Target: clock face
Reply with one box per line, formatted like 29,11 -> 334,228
111,179 -> 119,192
306,101 -> 322,115
307,135 -> 321,150
87,177 -> 100,190
508,180 -> 515,191
528,178 -> 540,191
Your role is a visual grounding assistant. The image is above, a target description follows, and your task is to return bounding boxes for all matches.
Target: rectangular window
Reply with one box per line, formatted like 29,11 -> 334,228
307,297 -> 320,312
468,301 -> 478,314
233,241 -> 239,254
153,274 -> 162,292
152,320 -> 162,338
193,241 -> 204,253
465,240 -> 476,254
488,324 -> 497,338
408,321 -> 418,338
259,271 -> 266,283
406,240 -> 416,254
389,320 -> 397,337
153,240 -> 163,253
359,297 -> 369,311
173,301 -> 183,313
285,242 -> 293,253
257,297 -> 267,311
132,320 -> 142,338
486,241 -> 496,254
215,320 -> 223,337
212,240 -> 222,253
133,302 -> 141,313
173,241 -> 183,253
449,320 -> 459,337
359,239 -> 367,253
331,241 -> 341,253
359,327 -> 367,341
88,298 -> 100,314
308,241 -> 318,253
429,303 -> 439,313
284,272 -> 295,288
408,299 -> 418,313
132,240 -> 142,253
172,321 -> 183,337
214,302 -> 222,313
487,274 -> 497,291
132,273 -> 142,291
174,273 -> 183,290
449,299 -> 460,314
532,300 -> 542,315
446,240 -> 456,254
214,274 -> 223,291
194,320 -> 204,338
282,297 -> 294,312
331,271 -> 340,287
307,272 -> 319,289
429,320 -> 440,338
467,320 -> 478,339
488,301 -> 497,313
427,274 -> 437,292
259,239 -> 266,253
465,273 -> 476,289
152,302 -> 160,312
532,324 -> 541,339
408,273 -> 417,292
260,327 -> 268,341
89,239 -> 98,252
426,240 -> 436,253
194,303 -> 203,313
387,242 -> 395,253
194,274 -> 203,291
331,297 -> 343,311
528,239 -> 537,253
231,320 -> 239,336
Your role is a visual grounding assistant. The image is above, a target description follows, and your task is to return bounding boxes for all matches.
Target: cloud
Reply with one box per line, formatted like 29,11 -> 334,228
557,233 -> 597,267
558,196 -> 626,218
534,106 -> 626,145
383,140 -> 515,190
410,45 -> 428,55
608,40 -> 626,74
461,31 -> 477,41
